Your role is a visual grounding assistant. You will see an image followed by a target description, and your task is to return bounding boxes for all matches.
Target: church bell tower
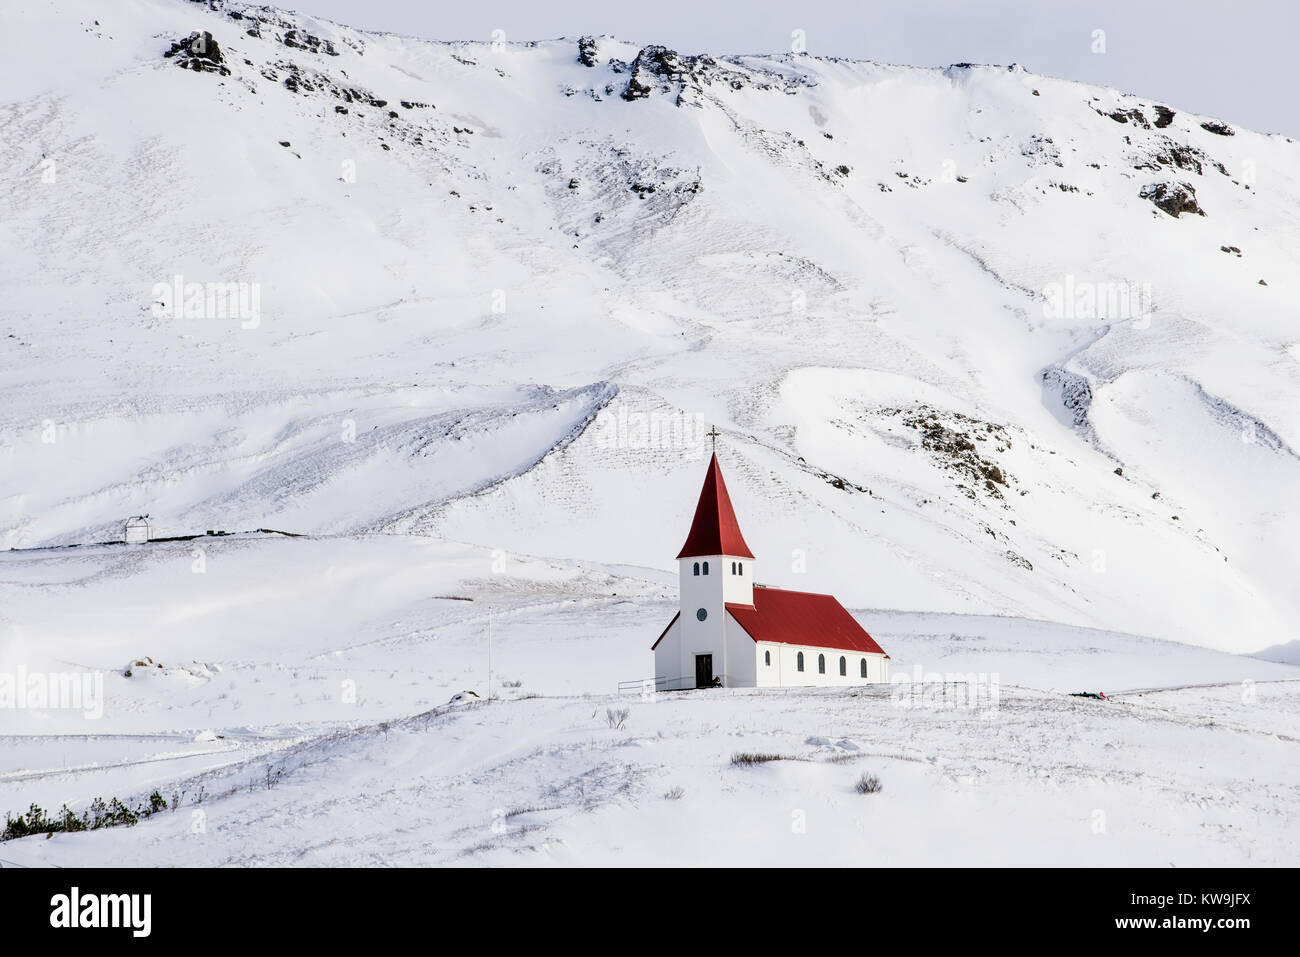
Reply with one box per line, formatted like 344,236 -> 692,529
675,451 -> 755,686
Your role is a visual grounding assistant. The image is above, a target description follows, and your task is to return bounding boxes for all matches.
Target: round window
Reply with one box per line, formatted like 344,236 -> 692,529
696,607 -> 708,622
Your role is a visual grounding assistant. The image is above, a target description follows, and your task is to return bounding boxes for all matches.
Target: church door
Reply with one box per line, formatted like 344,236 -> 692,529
695,654 -> 713,689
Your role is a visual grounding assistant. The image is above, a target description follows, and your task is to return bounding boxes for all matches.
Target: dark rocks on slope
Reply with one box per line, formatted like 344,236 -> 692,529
283,29 -> 339,56
577,36 -> 599,67
1103,107 -> 1151,129
622,45 -> 686,100
1140,181 -> 1206,218
1201,120 -> 1235,136
163,31 -> 231,76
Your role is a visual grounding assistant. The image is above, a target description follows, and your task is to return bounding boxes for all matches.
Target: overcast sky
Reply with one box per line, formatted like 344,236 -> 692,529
284,0 -> 1297,138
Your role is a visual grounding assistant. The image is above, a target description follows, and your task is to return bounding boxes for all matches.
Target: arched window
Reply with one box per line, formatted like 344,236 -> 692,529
702,561 -> 709,575
693,561 -> 700,576
796,652 -> 804,672
764,650 -> 771,666
839,656 -> 847,676
860,658 -> 868,678
818,654 -> 826,674
738,563 -> 743,575
731,561 -> 736,574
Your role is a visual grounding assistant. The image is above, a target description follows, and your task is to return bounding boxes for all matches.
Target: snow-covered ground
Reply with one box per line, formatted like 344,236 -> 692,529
1,0 -> 1298,866
1,534 -> 1298,866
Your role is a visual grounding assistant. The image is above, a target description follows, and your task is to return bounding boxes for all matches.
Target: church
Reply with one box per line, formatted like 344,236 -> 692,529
652,452 -> 889,690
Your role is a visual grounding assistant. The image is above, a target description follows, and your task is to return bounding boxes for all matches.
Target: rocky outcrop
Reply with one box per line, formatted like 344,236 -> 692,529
163,31 -> 230,75
1140,181 -> 1205,218
621,45 -> 687,100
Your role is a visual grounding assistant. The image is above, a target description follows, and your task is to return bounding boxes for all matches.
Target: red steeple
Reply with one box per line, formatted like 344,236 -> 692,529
676,453 -> 755,559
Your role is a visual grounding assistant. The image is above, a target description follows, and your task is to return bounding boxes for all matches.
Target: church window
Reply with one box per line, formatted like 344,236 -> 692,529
796,652 -> 804,672
738,563 -> 743,575
702,561 -> 709,575
818,654 -> 825,674
764,650 -> 770,666
839,656 -> 847,676
860,658 -> 868,678
731,561 -> 736,574
693,562 -> 699,576
696,607 -> 708,622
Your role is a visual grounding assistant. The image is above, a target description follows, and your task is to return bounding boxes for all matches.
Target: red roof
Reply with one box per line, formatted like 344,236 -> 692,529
676,453 -> 755,559
726,588 -> 887,655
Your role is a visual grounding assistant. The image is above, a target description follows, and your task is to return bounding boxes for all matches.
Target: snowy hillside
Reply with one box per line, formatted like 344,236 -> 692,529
1,0 -> 1298,867
2,0 -> 1298,651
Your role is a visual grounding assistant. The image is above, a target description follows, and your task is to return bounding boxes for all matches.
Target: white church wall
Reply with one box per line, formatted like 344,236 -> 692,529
653,617 -> 688,690
764,641 -> 889,688
723,616 -> 757,687
678,555 -> 752,608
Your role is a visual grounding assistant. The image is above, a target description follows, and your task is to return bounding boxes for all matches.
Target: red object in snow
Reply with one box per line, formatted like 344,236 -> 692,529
726,588 -> 887,655
676,452 -> 755,559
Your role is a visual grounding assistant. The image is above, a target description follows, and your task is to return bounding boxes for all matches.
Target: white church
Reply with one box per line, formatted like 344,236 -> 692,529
653,452 -> 889,690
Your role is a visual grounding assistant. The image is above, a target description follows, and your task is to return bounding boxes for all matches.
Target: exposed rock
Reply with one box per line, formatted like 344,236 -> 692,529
163,31 -> 231,76
577,35 -> 599,68
1140,181 -> 1205,218
1138,136 -> 1228,177
1005,550 -> 1033,571
1103,107 -> 1150,128
887,407 -> 1015,501
621,45 -> 688,100
1220,245 -> 1242,256
1200,120 -> 1235,136
1042,368 -> 1093,429
1021,134 -> 1063,167
1153,105 -> 1175,128
283,29 -> 338,56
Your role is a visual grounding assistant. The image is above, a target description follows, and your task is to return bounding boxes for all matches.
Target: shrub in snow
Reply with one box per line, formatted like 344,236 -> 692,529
731,752 -> 792,766
855,773 -> 883,794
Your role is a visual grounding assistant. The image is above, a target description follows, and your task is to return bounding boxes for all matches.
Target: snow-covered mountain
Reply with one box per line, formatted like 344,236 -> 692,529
3,0 -> 1300,869
4,0 -> 1300,651
5,0 -> 1298,655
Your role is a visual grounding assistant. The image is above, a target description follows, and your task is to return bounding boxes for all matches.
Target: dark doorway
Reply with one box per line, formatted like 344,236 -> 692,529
695,654 -> 713,689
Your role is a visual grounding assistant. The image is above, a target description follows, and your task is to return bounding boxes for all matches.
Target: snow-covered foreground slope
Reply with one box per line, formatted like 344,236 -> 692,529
2,0 -> 1299,653
1,535 -> 1298,866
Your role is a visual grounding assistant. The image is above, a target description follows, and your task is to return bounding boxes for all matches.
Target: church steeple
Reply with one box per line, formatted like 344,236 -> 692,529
677,452 -> 755,559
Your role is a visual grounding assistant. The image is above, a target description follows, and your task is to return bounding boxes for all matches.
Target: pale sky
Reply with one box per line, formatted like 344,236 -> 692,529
283,0 -> 1298,138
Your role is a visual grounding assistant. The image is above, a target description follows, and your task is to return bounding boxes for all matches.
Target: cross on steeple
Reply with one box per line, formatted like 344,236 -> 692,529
706,425 -> 720,452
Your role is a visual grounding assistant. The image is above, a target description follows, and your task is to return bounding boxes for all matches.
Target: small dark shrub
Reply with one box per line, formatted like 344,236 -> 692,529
855,773 -> 883,794
731,752 -> 790,766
